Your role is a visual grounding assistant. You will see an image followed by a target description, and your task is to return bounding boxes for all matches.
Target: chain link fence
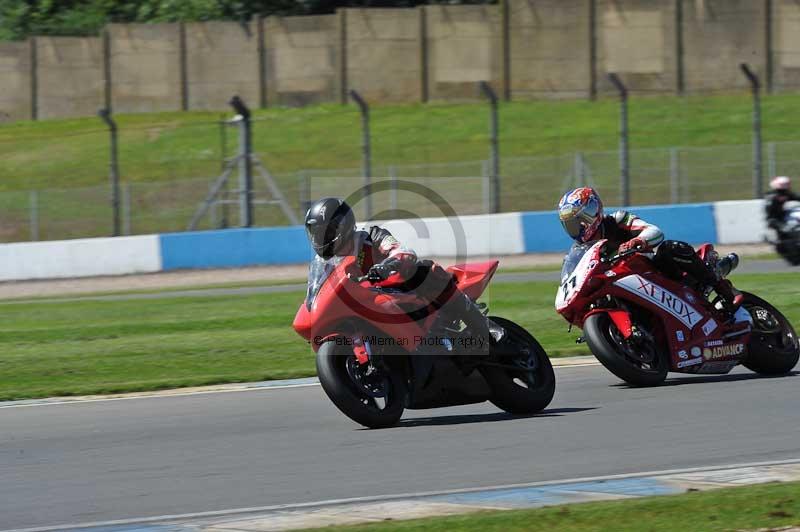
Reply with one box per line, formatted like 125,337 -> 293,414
2,140 -> 792,244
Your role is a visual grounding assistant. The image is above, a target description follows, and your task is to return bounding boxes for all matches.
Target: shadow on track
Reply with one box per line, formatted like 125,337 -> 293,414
390,407 -> 598,428
612,371 -> 799,389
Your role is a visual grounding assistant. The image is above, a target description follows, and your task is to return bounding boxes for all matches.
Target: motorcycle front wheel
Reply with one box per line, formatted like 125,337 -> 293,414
316,338 -> 407,429
584,312 -> 669,386
741,292 -> 800,375
480,317 -> 555,415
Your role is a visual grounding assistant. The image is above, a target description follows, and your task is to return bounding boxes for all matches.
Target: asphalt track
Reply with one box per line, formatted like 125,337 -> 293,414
4,259 -> 794,305
2,364 -> 799,530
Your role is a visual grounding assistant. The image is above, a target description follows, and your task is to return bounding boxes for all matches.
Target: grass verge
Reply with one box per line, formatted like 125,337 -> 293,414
0,273 -> 797,401
299,480 -> 800,532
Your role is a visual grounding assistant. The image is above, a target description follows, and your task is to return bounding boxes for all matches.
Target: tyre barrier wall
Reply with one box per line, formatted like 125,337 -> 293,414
0,201 -> 766,282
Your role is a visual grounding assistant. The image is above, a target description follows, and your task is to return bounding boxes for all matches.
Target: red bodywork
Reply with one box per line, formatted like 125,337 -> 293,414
556,240 -> 752,374
293,256 -> 499,353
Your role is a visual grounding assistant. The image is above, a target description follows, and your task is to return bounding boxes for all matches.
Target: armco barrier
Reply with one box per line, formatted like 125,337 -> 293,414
521,203 -> 718,254
0,202 -> 765,282
0,235 -> 161,281
713,199 -> 766,245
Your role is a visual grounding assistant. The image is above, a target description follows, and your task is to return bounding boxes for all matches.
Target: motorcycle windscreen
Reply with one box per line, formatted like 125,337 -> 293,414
306,255 -> 345,310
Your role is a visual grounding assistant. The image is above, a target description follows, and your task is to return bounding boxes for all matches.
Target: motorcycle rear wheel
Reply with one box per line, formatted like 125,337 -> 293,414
584,312 -> 669,386
316,339 -> 407,429
480,317 -> 555,415
741,292 -> 800,375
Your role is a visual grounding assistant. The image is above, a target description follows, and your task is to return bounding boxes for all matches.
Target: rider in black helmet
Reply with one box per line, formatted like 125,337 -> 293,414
304,197 -> 503,348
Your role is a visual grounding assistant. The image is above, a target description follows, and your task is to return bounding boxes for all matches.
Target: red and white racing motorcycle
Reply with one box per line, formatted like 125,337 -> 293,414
555,239 -> 799,386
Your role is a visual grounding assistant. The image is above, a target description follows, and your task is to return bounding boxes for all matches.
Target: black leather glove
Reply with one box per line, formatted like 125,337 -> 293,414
368,261 -> 399,282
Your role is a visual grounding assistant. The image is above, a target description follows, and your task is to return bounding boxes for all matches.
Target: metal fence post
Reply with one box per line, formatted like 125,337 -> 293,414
740,64 -> 763,198
481,160 -> 491,214
767,141 -> 777,180
122,183 -> 131,235
29,190 -> 39,241
389,166 -> 398,211
479,81 -> 500,213
608,73 -> 630,207
349,90 -> 372,220
669,148 -> 680,204
98,108 -> 121,236
230,95 -> 254,227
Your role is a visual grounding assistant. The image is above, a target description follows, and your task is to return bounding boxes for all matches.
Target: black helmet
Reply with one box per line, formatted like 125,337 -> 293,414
304,197 -> 356,259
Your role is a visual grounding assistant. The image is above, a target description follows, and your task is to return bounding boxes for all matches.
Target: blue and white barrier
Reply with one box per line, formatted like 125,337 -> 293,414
0,200 -> 768,282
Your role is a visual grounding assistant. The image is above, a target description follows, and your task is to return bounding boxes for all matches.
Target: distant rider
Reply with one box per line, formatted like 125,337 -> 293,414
304,197 -> 502,346
557,187 -> 742,312
765,176 -> 800,236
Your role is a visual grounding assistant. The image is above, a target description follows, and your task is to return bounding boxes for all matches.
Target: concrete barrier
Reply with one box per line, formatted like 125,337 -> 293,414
0,41 -> 32,121
0,235 -> 161,281
714,199 -> 767,245
521,203 -> 718,254
0,201 -> 766,281
159,227 -> 312,270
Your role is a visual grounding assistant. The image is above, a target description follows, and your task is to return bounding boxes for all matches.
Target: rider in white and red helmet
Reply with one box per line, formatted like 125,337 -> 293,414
558,187 -> 742,312
765,176 -> 799,231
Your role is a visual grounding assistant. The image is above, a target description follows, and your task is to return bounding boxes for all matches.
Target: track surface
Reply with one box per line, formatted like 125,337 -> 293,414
2,364 -> 799,530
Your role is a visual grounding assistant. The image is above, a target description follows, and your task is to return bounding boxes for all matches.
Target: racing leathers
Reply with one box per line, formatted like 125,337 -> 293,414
765,189 -> 800,234
351,226 -> 500,350
585,210 -> 741,311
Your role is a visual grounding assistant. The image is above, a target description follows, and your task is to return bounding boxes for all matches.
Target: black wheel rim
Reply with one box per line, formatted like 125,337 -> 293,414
606,322 -> 663,374
745,303 -> 798,355
499,327 -> 550,393
341,355 -> 395,413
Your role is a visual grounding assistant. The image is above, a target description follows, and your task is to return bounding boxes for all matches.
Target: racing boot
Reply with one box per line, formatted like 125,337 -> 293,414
713,278 -> 744,314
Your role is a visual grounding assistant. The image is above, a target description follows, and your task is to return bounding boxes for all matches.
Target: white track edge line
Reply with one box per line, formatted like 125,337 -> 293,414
5,457 -> 800,532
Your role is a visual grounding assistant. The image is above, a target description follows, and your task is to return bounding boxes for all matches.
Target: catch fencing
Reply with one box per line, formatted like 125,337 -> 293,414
2,141 -> 798,244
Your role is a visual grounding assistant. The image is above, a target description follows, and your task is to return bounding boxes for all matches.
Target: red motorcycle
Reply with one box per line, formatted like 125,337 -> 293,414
293,255 -> 555,428
555,239 -> 799,386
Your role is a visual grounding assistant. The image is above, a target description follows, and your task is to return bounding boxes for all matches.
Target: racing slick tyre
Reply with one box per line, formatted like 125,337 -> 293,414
480,317 -> 555,415
316,338 -> 407,429
584,312 -> 669,387
741,292 -> 800,375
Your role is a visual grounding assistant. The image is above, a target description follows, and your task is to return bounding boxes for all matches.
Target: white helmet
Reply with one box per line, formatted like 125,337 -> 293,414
770,176 -> 791,191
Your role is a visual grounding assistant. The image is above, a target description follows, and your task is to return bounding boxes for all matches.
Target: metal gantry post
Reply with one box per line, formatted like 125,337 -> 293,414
479,81 -> 500,213
349,90 -> 372,220
98,108 -> 121,237
740,64 -> 763,198
229,96 -> 254,227
608,73 -> 630,207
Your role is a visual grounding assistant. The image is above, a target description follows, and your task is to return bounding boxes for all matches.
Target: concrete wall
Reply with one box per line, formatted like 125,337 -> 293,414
36,37 -> 104,119
109,23 -> 182,113
0,41 -> 31,122
682,0 -> 767,92
264,15 -> 338,106
509,0 -> 591,99
345,8 -> 421,102
596,0 -> 677,95
185,21 -> 259,110
773,0 -> 800,92
425,5 -> 502,101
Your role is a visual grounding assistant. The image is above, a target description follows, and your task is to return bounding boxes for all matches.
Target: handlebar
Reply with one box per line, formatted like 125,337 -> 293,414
601,246 -> 644,264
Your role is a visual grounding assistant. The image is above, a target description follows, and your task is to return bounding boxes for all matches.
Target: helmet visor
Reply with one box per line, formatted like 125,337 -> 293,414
559,197 -> 601,241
